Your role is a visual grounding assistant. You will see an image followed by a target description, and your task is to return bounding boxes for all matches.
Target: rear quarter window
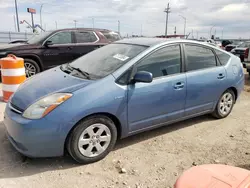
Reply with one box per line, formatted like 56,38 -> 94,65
214,49 -> 231,65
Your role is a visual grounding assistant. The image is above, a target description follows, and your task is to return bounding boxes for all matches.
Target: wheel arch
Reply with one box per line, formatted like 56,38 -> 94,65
228,87 -> 238,101
20,54 -> 44,71
64,112 -> 122,152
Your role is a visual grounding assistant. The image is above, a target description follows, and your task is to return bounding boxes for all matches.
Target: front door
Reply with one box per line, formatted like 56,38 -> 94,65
127,44 -> 187,133
184,44 -> 227,116
42,31 -> 75,69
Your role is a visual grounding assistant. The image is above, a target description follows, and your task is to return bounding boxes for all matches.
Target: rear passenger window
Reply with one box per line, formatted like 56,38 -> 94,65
75,32 -> 98,43
214,49 -> 231,65
185,45 -> 217,71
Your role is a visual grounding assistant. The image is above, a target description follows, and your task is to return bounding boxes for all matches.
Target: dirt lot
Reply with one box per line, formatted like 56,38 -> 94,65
0,75 -> 250,188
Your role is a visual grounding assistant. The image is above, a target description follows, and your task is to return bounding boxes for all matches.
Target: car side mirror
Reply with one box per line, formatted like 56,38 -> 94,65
133,71 -> 153,83
44,40 -> 53,47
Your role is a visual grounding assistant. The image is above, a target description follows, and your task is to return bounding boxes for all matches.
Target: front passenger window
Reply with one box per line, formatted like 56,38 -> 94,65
48,32 -> 72,44
135,45 -> 181,79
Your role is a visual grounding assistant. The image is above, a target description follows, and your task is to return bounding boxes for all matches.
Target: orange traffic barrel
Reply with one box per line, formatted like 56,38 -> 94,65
174,164 -> 250,188
0,54 -> 26,102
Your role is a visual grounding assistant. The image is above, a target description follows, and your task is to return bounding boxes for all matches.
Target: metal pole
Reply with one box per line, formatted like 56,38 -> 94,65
192,29 -> 194,38
40,4 -> 43,32
164,3 -> 170,37
141,24 -> 142,36
14,0 -> 20,32
13,15 -> 17,32
179,15 -> 186,37
31,13 -> 35,33
92,18 -> 95,29
118,20 -> 120,34
210,26 -> 215,39
55,21 -> 57,29
74,20 -> 77,28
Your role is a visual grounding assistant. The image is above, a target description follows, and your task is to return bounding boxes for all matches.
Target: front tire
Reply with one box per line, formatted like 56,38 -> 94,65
67,115 -> 117,164
212,89 -> 235,119
24,58 -> 40,77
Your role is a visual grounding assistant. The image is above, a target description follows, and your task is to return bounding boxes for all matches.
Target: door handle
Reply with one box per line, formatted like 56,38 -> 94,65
174,82 -> 184,90
217,73 -> 225,79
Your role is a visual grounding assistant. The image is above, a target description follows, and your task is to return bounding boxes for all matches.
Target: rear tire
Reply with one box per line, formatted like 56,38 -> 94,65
212,89 -> 235,119
24,58 -> 40,77
67,115 -> 117,164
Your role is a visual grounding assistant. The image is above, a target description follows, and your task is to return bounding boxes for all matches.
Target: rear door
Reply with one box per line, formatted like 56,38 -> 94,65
72,31 -> 104,59
184,43 -> 227,116
42,31 -> 75,69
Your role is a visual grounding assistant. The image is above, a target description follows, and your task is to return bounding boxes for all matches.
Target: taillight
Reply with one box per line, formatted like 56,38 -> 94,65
245,48 -> 249,58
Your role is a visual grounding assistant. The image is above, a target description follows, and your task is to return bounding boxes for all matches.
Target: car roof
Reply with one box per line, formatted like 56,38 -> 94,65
114,37 -> 219,47
49,28 -> 117,33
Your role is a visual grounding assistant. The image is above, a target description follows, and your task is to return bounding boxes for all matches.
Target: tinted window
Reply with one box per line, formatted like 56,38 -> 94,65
70,44 -> 147,78
135,45 -> 181,78
215,49 -> 231,65
48,32 -> 72,44
185,45 -> 216,71
100,31 -> 121,42
75,31 -> 98,43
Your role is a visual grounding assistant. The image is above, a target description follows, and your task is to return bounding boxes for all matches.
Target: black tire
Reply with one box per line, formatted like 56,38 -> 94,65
212,89 -> 235,119
67,115 -> 117,164
24,58 -> 41,77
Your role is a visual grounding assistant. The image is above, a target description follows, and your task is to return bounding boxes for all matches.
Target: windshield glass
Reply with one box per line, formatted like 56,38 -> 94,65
27,31 -> 53,44
70,43 -> 147,79
238,42 -> 250,48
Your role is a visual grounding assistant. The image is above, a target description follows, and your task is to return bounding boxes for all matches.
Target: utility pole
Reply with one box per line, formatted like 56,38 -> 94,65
118,20 -> 120,34
179,15 -> 186,37
210,26 -> 215,39
74,20 -> 77,28
92,18 -> 95,29
164,3 -> 170,37
196,31 -> 198,39
55,21 -> 57,29
141,24 -> 143,36
13,15 -> 17,32
192,29 -> 194,39
14,0 -> 20,32
174,26 -> 176,35
40,4 -> 43,32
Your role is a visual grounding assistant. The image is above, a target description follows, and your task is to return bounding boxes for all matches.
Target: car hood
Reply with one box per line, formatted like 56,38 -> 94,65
10,67 -> 94,110
0,43 -> 26,50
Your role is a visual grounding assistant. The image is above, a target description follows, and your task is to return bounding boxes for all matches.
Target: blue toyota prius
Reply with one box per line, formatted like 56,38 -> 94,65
4,38 -> 244,164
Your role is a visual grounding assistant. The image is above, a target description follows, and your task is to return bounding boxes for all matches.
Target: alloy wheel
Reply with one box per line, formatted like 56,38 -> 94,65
219,92 -> 233,115
24,62 -> 37,77
78,123 -> 111,158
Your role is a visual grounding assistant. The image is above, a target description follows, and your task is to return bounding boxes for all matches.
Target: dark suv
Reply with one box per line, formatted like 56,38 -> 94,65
0,28 -> 121,77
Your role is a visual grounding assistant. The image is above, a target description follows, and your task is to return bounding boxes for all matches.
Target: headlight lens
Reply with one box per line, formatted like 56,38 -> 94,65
22,93 -> 72,119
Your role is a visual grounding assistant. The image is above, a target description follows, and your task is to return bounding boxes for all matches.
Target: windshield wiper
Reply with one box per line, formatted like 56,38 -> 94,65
67,64 -> 91,79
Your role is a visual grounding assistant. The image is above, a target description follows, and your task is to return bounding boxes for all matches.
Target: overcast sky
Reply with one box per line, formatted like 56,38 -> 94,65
0,0 -> 250,39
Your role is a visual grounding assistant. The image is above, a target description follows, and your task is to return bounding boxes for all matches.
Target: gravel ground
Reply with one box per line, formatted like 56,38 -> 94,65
0,75 -> 250,188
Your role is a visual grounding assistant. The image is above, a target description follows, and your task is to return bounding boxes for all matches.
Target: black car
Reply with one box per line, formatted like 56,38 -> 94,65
0,28 -> 121,77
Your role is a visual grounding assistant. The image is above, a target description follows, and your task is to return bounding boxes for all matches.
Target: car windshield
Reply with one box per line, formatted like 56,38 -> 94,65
238,42 -> 250,48
69,43 -> 147,79
27,31 -> 53,44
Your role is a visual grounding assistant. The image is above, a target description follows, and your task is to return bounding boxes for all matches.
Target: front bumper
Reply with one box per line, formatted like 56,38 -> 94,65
4,103 -> 66,158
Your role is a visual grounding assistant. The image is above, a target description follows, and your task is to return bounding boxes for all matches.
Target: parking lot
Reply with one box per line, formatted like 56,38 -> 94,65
0,73 -> 248,188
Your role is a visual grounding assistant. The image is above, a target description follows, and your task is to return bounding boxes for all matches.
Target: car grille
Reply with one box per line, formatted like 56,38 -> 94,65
9,102 -> 23,114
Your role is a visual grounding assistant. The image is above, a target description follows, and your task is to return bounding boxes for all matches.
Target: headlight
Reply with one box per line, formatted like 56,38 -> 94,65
22,93 -> 72,119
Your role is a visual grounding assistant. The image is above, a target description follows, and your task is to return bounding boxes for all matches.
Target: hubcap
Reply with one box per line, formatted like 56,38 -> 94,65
24,62 -> 37,77
78,123 -> 111,158
219,92 -> 233,115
